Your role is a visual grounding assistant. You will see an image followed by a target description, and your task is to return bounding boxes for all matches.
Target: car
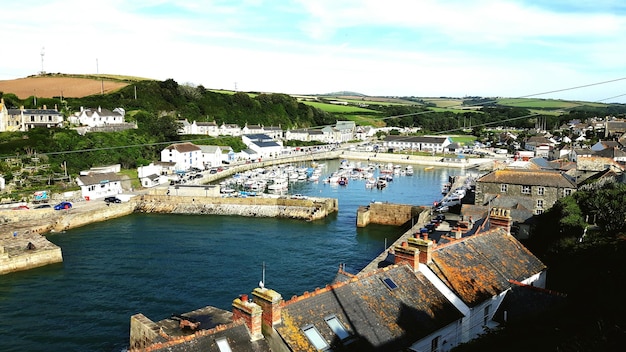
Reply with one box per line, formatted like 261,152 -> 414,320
34,204 -> 51,209
104,196 -> 121,204
54,201 -> 72,210
291,194 -> 307,200
12,205 -> 30,210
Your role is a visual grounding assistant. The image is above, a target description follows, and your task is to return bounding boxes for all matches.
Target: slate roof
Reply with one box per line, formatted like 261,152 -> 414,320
477,169 -> 577,188
76,172 -> 122,186
165,142 -> 201,153
492,281 -> 567,325
384,135 -> 449,144
198,145 -> 221,153
143,306 -> 271,352
275,264 -> 464,352
427,228 -> 546,307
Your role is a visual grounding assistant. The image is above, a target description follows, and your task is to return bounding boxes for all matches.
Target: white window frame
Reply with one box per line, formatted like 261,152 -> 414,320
500,184 -> 508,193
537,186 -> 545,196
325,315 -> 350,340
521,185 -> 531,195
302,325 -> 329,350
537,199 -> 544,209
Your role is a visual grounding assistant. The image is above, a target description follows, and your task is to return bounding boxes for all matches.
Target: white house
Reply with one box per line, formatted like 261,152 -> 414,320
73,106 -> 125,127
137,163 -> 169,188
161,142 -> 203,171
219,123 -> 242,136
242,134 -> 283,158
383,135 -> 452,152
76,171 -> 123,200
198,145 -> 223,168
335,120 -> 356,142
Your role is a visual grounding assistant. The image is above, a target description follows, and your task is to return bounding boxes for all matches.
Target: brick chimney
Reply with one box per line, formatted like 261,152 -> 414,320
232,294 -> 263,341
252,287 -> 283,327
489,207 -> 512,234
408,237 -> 434,264
394,241 -> 419,270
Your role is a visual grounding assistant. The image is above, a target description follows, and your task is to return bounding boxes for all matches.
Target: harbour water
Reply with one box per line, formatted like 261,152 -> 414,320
0,160 -> 470,352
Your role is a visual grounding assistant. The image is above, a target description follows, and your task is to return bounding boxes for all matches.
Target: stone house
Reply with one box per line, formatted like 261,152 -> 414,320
6,105 -> 63,131
475,169 -> 577,215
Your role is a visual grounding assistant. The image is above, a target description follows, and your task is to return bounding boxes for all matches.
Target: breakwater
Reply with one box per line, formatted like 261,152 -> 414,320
356,202 -> 426,227
136,194 -> 337,220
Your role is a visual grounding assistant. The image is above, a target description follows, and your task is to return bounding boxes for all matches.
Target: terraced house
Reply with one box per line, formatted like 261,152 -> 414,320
129,208 -> 551,352
474,169 -> 577,215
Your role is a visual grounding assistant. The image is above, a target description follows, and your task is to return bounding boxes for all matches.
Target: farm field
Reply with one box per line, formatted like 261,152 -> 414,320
0,74 -> 143,99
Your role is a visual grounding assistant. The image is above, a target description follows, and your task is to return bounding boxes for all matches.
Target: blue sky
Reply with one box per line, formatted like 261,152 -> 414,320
3,0 -> 626,102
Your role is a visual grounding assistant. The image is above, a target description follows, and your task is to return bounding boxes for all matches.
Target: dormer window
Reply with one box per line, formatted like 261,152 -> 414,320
521,185 -> 531,194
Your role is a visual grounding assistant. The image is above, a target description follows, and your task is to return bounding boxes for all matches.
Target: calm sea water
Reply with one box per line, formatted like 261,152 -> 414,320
0,160 -> 468,352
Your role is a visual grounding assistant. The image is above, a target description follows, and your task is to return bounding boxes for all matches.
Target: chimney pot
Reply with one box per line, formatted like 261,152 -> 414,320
241,294 -> 248,302
402,241 -> 408,247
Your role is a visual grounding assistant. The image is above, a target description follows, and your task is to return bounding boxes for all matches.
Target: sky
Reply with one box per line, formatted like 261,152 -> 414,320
3,0 -> 626,103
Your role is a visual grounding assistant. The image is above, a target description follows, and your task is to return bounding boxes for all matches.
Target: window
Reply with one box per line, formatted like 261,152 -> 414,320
521,185 -> 531,194
325,316 -> 350,340
302,325 -> 328,350
215,337 -> 232,352
431,335 -> 441,352
564,189 -> 573,196
500,184 -> 508,192
381,277 -> 398,290
536,209 -> 544,215
537,200 -> 544,209
537,187 -> 545,196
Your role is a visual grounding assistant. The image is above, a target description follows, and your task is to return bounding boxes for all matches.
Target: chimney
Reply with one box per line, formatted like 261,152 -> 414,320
489,208 -> 512,234
98,106 -> 102,113
454,226 -> 463,239
394,241 -> 419,270
43,104 -> 47,110
408,237 -> 434,264
252,287 -> 283,327
232,294 -> 263,341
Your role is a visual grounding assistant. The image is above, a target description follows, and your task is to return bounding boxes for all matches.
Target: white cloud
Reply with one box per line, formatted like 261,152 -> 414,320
2,0 -> 625,103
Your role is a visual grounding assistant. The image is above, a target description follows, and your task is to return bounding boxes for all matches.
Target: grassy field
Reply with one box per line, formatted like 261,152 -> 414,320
300,101 -> 380,113
449,135 -> 476,146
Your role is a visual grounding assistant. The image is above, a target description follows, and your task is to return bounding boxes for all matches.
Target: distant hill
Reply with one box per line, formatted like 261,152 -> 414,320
0,73 -> 149,99
319,91 -> 368,97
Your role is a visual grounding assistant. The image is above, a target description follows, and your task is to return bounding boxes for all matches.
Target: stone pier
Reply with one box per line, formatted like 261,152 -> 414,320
356,202 -> 425,227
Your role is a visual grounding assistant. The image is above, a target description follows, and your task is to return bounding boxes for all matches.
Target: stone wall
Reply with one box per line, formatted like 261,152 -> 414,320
356,202 -> 425,227
136,195 -> 338,221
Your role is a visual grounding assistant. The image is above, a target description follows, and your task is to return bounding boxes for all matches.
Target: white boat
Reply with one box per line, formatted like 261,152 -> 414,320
405,166 -> 414,176
365,178 -> 376,189
376,177 -> 387,189
268,178 -> 288,191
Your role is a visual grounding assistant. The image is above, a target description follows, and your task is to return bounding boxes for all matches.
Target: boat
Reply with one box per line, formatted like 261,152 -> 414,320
376,177 -> 387,189
405,166 -> 414,176
365,178 -> 376,189
425,166 -> 434,171
338,176 -> 349,186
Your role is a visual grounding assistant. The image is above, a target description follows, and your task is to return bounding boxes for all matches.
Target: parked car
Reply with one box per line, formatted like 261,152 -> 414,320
34,204 -> 51,209
291,194 -> 307,200
104,196 -> 121,204
54,201 -> 72,210
12,205 -> 30,210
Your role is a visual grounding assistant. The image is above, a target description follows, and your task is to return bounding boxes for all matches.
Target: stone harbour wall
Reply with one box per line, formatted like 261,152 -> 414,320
356,202 -> 426,227
136,195 -> 338,221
